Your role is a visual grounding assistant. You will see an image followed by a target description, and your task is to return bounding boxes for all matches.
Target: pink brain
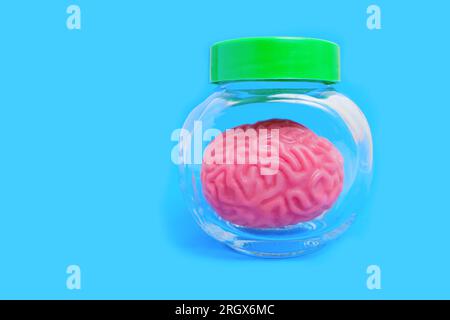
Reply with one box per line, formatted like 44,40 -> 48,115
201,119 -> 344,228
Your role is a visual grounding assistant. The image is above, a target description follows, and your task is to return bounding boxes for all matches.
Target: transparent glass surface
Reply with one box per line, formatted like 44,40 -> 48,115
179,81 -> 373,257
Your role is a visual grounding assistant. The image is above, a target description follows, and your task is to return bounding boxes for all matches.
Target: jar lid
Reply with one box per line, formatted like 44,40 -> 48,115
210,37 -> 340,84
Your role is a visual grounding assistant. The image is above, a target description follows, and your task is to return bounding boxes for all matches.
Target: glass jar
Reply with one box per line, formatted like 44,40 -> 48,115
178,37 -> 373,257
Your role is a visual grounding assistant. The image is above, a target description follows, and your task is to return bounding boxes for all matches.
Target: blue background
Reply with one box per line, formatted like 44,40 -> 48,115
0,0 -> 449,299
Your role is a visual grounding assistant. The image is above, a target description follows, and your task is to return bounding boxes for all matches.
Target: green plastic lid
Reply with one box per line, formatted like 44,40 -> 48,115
210,37 -> 340,83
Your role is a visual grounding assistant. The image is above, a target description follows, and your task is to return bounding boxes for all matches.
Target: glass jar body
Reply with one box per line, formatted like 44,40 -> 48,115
178,81 -> 373,257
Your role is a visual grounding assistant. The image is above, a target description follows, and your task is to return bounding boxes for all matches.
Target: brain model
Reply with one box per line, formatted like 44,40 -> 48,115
201,119 -> 344,229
